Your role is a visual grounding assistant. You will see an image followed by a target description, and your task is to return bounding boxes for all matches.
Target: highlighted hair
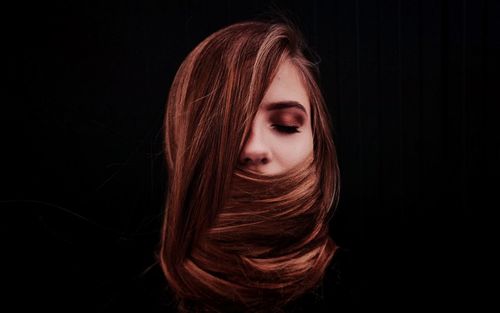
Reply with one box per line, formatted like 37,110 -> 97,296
160,19 -> 340,312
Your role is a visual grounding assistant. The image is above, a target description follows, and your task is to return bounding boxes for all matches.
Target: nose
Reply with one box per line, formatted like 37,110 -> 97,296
239,128 -> 270,169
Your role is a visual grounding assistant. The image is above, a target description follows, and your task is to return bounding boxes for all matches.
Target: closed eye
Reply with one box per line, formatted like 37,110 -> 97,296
272,124 -> 301,134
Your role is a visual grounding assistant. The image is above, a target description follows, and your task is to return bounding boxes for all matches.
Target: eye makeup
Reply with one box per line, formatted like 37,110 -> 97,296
270,112 -> 305,126
269,112 -> 305,135
264,101 -> 307,121
262,100 -> 308,135
272,124 -> 301,134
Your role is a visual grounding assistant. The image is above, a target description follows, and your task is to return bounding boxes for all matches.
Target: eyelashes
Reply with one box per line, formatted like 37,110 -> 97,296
269,112 -> 304,135
271,124 -> 301,134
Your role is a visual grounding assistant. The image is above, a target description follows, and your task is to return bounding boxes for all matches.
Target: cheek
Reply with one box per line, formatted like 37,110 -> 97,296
271,130 -> 314,165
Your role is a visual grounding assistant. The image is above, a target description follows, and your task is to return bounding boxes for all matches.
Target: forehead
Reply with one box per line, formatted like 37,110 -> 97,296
259,58 -> 311,116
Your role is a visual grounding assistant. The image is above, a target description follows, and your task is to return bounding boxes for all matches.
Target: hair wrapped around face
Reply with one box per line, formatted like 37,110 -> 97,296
160,18 -> 340,313
179,154 -> 336,312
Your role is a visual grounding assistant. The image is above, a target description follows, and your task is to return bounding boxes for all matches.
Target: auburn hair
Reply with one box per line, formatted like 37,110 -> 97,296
159,18 -> 341,313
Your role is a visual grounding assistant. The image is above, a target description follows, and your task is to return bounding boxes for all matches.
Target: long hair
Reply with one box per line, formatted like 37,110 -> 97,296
159,18 -> 340,313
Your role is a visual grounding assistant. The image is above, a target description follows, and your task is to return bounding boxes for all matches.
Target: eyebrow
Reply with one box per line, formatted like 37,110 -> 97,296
263,101 -> 307,114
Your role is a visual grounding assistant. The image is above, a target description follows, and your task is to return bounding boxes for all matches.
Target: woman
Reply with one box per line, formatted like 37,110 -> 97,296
159,18 -> 341,313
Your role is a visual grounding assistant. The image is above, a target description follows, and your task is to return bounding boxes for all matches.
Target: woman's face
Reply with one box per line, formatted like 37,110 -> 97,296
239,58 -> 314,176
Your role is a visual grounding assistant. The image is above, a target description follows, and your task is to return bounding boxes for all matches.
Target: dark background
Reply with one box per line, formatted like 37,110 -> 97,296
5,0 -> 498,311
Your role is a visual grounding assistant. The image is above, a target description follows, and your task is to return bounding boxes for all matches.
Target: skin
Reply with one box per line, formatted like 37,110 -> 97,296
238,58 -> 314,176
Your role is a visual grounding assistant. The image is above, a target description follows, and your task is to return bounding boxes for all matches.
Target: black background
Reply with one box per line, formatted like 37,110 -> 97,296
5,0 -> 498,311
